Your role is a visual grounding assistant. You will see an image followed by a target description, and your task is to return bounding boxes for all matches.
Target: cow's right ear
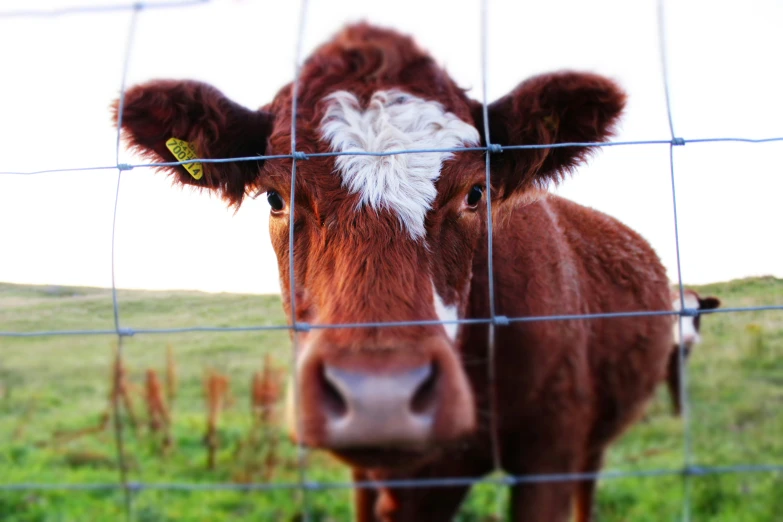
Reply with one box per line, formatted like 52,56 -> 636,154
469,72 -> 625,200
112,80 -> 274,207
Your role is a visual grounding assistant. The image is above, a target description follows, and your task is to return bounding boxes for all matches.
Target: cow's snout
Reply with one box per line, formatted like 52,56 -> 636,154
287,335 -> 475,454
318,363 -> 438,447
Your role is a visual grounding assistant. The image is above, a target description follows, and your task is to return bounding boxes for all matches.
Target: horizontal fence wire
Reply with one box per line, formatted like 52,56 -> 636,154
2,305 -> 782,338
0,0 -> 209,18
0,0 -> 781,517
0,463 -> 782,492
2,137 -> 783,176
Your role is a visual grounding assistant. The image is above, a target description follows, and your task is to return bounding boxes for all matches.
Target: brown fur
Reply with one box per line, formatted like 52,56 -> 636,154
114,23 -> 672,522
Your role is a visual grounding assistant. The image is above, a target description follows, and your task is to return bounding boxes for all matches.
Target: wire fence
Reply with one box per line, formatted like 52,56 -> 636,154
1,0 -> 782,521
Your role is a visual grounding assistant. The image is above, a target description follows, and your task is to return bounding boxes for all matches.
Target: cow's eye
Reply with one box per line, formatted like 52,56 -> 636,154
465,185 -> 484,208
267,191 -> 285,213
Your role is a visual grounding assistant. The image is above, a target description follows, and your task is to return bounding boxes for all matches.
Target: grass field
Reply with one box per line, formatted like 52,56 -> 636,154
1,277 -> 781,521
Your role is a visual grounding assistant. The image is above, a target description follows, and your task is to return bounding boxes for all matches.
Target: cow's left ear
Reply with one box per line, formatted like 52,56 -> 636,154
112,80 -> 274,207
470,72 -> 626,199
699,296 -> 721,310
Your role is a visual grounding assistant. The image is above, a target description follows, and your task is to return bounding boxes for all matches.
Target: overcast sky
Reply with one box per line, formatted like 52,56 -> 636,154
1,0 -> 781,295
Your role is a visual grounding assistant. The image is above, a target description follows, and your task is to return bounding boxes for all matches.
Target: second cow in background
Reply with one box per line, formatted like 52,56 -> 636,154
668,288 -> 722,416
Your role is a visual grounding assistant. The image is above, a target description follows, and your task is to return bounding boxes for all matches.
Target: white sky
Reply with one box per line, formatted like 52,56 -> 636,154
0,0 -> 781,295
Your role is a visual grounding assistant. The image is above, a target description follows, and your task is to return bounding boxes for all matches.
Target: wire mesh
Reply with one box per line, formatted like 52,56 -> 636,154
0,0 -> 781,520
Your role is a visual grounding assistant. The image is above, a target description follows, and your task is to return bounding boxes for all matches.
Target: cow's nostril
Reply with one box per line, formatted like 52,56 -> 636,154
410,363 -> 439,415
319,365 -> 348,418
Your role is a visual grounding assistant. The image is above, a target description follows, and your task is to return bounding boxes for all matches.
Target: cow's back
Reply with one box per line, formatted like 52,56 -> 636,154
467,193 -> 672,469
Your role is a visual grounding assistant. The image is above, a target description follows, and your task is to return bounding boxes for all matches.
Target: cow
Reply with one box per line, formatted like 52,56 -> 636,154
114,23 -> 673,522
667,287 -> 721,416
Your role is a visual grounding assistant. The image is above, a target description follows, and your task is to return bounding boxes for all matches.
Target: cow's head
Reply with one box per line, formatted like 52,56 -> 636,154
114,23 -> 624,467
671,288 -> 721,352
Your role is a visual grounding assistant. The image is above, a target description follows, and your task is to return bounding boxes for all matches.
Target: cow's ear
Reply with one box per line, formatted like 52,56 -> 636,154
112,80 -> 274,207
470,72 -> 625,199
699,296 -> 721,310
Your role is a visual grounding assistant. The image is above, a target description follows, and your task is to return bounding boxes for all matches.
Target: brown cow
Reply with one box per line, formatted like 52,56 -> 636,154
667,288 -> 721,416
115,23 -> 673,522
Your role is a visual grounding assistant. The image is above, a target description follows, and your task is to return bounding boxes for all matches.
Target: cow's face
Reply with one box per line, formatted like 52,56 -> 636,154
115,24 -> 624,467
672,288 -> 721,352
264,88 -> 487,465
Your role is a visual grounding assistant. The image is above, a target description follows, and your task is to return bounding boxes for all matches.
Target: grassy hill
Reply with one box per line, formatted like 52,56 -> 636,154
0,278 -> 781,521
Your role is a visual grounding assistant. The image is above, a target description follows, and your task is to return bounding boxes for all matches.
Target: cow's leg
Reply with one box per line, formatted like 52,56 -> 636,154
352,469 -> 380,522
666,348 -> 682,416
367,451 -> 491,522
573,450 -> 604,522
505,426 -> 584,522
373,482 -> 473,522
509,479 -> 576,522
573,479 -> 597,522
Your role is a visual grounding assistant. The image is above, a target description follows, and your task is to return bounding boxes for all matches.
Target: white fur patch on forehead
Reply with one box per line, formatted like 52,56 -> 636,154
320,90 -> 480,239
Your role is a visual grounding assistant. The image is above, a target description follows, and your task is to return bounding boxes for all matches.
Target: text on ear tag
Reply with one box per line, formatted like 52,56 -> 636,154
165,137 -> 203,180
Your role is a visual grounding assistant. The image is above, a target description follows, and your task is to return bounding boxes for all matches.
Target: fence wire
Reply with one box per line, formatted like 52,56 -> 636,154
0,0 -> 208,18
0,0 -> 781,521
288,0 -> 313,519
109,3 -> 142,520
2,305 -> 782,338
655,1 -> 694,520
3,138 -> 783,177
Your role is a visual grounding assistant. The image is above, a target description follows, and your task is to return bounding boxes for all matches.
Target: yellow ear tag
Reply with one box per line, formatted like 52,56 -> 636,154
165,137 -> 203,180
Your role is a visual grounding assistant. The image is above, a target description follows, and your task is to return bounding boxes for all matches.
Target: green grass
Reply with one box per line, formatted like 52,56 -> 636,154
0,278 -> 781,521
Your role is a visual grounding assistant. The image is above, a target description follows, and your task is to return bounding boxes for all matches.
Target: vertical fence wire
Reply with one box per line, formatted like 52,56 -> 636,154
656,1 -> 695,520
479,0 -> 500,461
110,4 -> 142,520
289,0 -> 313,519
479,0 -> 506,518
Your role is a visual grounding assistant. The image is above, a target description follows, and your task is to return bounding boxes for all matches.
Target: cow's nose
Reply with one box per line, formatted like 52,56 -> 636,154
318,363 -> 439,447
